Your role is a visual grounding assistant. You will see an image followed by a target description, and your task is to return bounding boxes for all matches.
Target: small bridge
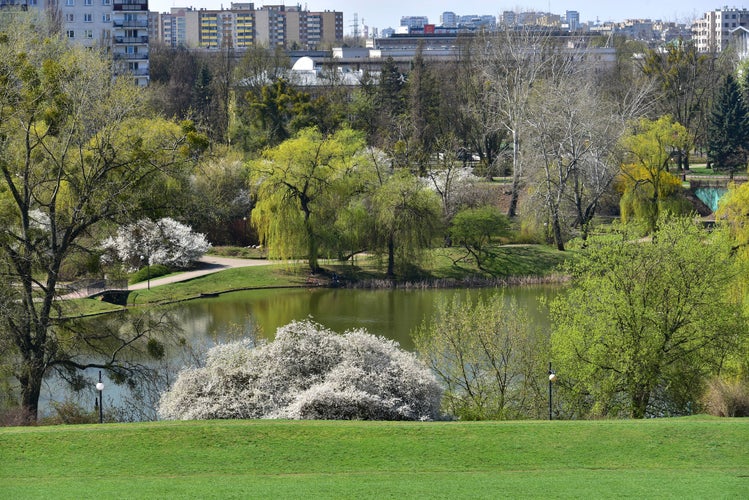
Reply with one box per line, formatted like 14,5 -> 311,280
686,175 -> 747,213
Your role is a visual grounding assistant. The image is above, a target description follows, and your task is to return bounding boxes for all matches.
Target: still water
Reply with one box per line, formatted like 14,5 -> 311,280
167,286 -> 561,350
42,286 -> 561,418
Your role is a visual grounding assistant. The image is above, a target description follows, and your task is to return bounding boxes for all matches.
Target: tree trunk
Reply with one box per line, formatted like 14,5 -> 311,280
508,131 -> 520,217
552,215 -> 565,251
302,204 -> 318,273
630,386 -> 650,419
19,363 -> 44,424
387,234 -> 395,278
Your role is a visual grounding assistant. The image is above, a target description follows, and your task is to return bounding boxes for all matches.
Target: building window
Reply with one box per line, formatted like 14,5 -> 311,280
85,30 -> 93,39
65,0 -> 74,5
84,13 -> 93,22
84,0 -> 92,4
66,13 -> 74,22
102,0 -> 111,4
66,30 -> 75,38
102,14 -> 111,22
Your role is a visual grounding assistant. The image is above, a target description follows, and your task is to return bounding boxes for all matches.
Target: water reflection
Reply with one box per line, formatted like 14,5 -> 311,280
40,286 -> 560,418
165,286 -> 560,350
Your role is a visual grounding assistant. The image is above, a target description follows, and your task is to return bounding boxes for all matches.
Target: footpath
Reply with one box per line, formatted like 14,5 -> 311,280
61,256 -> 271,299
127,255 -> 271,291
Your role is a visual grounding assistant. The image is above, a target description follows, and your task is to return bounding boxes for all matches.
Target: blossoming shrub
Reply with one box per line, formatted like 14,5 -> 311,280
158,320 -> 443,421
101,217 -> 210,270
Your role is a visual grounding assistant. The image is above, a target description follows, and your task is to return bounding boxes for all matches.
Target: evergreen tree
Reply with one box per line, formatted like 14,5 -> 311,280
708,74 -> 749,178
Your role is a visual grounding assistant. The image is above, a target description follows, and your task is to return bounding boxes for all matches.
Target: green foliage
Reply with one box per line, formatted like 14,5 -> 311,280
249,127 -> 367,271
716,181 -> 749,267
618,116 -> 689,232
128,264 -> 171,285
371,169 -> 443,277
641,39 -> 724,167
449,206 -> 510,270
413,293 -> 548,420
551,215 -> 748,418
0,14 -> 199,422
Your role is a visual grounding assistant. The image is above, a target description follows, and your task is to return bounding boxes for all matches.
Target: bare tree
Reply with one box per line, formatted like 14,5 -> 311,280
523,54 -> 648,250
477,28 -> 557,217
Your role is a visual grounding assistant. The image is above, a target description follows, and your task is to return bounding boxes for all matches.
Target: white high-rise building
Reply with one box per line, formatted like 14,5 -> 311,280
693,7 -> 749,53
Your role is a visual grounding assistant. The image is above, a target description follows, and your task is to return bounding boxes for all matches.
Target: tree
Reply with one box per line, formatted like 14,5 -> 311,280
618,116 -> 690,232
423,142 -> 486,221
641,40 -> 726,169
449,207 -> 510,270
551,216 -> 747,418
371,170 -> 442,277
478,28 -> 557,217
408,44 -> 442,172
101,218 -> 211,270
524,68 -> 627,249
717,181 -> 749,263
183,149 -> 253,245
250,128 -> 366,272
707,74 -> 749,178
158,320 -> 443,421
0,15 -> 199,422
413,294 -> 548,420
449,36 -> 511,177
243,78 -> 317,149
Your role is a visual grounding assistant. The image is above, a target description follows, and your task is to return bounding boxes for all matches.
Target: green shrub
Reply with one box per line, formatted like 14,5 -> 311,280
128,264 -> 171,285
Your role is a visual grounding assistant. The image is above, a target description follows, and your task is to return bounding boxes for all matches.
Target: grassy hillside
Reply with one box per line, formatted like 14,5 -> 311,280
1,417 -> 746,498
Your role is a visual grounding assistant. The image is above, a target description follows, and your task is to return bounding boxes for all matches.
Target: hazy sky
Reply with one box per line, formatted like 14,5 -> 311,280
148,1 -> 726,32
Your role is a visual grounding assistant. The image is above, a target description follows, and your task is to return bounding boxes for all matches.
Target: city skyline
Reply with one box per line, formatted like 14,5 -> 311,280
148,1 -> 725,33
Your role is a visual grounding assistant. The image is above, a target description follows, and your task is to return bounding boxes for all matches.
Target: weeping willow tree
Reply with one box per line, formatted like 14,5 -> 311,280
617,116 -> 691,232
371,169 -> 442,278
249,127 -> 366,272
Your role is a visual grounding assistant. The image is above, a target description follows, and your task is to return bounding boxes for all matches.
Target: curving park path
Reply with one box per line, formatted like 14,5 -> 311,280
60,256 -> 272,300
127,255 -> 271,291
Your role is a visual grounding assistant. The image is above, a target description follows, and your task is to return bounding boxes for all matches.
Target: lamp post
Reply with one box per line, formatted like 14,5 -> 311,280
96,370 -> 104,424
140,254 -> 150,290
548,362 -> 557,421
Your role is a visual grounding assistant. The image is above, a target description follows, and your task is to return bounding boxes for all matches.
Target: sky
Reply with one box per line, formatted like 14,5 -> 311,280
148,1 -> 730,33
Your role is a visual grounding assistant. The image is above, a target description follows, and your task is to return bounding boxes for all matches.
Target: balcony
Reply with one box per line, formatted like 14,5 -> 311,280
114,35 -> 149,44
112,20 -> 148,28
113,52 -> 149,60
113,0 -> 147,10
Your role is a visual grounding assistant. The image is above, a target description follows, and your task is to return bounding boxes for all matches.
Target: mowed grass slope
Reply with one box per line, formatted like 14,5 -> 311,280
1,417 -> 747,499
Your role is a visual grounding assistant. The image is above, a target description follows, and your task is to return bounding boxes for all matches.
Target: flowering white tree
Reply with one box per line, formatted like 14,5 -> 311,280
102,218 -> 211,270
158,320 -> 443,421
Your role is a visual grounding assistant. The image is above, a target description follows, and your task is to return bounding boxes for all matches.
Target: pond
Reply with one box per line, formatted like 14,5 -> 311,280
40,285 -> 562,418
166,286 -> 561,349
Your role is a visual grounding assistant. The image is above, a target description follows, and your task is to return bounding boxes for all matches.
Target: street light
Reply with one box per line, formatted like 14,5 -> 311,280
96,370 -> 104,424
140,255 -> 150,290
548,362 -> 557,421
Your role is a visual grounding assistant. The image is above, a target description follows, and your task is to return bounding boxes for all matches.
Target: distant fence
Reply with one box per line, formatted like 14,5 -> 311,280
62,279 -> 128,298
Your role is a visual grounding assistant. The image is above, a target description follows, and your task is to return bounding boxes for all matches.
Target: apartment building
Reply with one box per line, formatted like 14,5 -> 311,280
1,0 -> 150,85
693,7 -> 749,52
111,0 -> 149,86
154,4 -> 342,50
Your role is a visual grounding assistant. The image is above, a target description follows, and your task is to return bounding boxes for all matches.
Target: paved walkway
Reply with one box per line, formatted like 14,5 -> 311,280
61,256 -> 272,299
127,255 -> 272,291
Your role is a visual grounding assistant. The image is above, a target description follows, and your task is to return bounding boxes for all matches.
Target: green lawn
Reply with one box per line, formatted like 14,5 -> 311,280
1,417 -> 746,499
